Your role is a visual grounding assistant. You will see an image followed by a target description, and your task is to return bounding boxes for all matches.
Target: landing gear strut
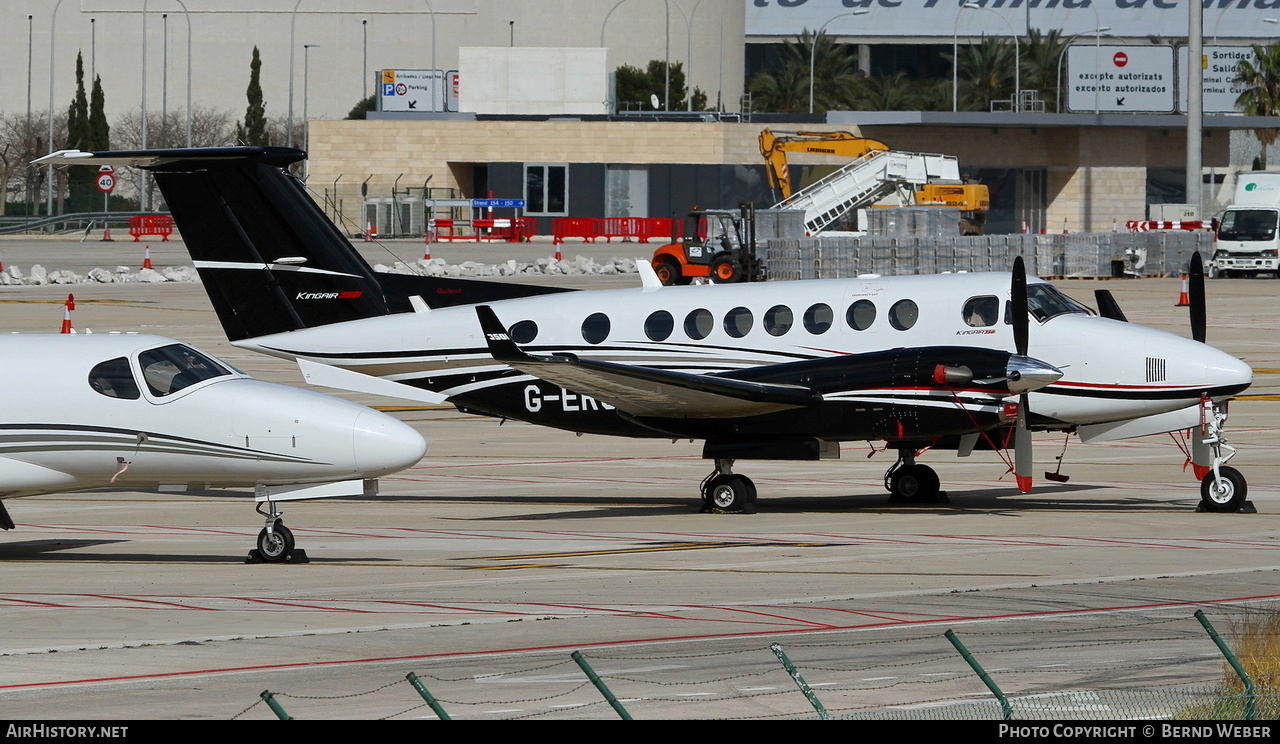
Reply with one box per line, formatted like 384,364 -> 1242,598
248,497 -> 308,563
1197,399 -> 1250,513
885,449 -> 945,503
701,459 -> 757,513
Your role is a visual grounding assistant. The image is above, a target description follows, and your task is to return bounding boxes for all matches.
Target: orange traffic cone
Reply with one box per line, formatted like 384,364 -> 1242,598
423,231 -> 432,261
101,224 -> 114,242
1175,273 -> 1190,307
554,246 -> 562,262
1062,218 -> 1069,234
143,248 -> 153,269
60,294 -> 75,334
364,222 -> 373,242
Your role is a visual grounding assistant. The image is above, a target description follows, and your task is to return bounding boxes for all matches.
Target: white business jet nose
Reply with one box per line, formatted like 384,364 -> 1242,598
353,408 -> 427,476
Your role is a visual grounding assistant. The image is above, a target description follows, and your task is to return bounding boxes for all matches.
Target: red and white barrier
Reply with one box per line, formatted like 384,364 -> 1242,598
1126,220 -> 1210,232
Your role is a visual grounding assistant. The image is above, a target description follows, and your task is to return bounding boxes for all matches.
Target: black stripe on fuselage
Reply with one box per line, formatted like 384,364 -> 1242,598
1039,383 -> 1250,401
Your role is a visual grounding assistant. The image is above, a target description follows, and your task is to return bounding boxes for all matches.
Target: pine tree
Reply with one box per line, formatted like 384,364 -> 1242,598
236,47 -> 269,146
89,75 -> 110,150
66,52 -> 95,211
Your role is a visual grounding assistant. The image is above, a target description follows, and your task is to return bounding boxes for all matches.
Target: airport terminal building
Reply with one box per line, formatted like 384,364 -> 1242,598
4,1 -> 1280,232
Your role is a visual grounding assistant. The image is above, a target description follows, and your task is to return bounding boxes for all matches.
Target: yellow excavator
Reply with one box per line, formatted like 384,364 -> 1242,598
759,128 -> 990,235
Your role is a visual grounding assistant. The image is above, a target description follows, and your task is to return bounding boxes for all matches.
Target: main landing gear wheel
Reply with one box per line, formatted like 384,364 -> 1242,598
256,523 -> 295,562
1200,466 -> 1248,513
888,464 -> 941,503
701,459 -> 757,513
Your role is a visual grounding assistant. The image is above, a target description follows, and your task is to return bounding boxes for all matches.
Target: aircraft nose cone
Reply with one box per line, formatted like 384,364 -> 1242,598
1205,349 -> 1253,398
1007,355 -> 1064,394
353,409 -> 426,477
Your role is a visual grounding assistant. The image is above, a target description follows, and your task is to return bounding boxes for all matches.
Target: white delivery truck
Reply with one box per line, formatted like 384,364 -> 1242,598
1213,171 -> 1280,277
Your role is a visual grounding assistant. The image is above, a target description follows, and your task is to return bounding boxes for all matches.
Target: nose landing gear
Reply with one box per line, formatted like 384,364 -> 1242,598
248,495 -> 309,563
1196,398 -> 1251,513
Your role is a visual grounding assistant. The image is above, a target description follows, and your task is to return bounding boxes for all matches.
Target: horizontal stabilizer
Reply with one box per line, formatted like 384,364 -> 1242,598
298,359 -> 448,405
39,148 -> 574,339
475,305 -> 821,418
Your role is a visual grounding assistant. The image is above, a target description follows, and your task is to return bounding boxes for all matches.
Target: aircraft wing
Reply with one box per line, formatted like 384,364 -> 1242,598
475,306 -> 821,418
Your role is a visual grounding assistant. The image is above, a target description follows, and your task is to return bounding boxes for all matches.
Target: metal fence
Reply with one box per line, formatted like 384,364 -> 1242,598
764,232 -> 1216,281
230,607 -> 1278,721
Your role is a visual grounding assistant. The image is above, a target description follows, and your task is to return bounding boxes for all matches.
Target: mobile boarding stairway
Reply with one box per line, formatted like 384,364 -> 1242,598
768,149 -> 963,234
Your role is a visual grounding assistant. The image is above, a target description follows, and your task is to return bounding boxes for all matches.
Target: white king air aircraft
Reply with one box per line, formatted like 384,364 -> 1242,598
0,332 -> 426,561
41,148 -> 1254,514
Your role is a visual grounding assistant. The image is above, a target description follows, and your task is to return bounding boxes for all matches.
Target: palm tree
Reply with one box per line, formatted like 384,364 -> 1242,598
853,72 -> 917,111
746,30 -> 861,113
747,63 -> 812,114
1234,42 -> 1280,168
957,36 -> 1017,111
1020,28 -> 1064,112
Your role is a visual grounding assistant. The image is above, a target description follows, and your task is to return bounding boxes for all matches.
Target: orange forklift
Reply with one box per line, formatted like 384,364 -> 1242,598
651,202 -> 764,286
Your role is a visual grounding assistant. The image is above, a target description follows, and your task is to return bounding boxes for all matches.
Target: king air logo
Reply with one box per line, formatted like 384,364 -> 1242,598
296,291 -> 364,300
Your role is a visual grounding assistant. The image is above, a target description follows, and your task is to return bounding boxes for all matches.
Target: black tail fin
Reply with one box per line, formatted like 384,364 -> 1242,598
141,147 -> 388,341
50,147 -> 572,341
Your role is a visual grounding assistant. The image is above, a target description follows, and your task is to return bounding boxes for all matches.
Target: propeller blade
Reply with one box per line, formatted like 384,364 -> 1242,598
1012,256 -> 1028,357
1094,289 -> 1128,322
1010,257 -> 1033,492
1190,252 -> 1207,343
1014,394 -> 1033,493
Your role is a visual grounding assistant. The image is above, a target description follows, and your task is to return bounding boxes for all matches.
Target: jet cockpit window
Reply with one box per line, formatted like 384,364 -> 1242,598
803,303 -> 833,334
645,310 -> 674,342
581,313 -> 611,344
138,344 -> 231,397
685,309 -> 714,340
1026,284 -> 1091,322
888,299 -> 919,331
88,357 -> 141,400
846,300 -> 877,331
764,305 -> 793,336
724,307 -> 754,338
963,296 -> 1000,327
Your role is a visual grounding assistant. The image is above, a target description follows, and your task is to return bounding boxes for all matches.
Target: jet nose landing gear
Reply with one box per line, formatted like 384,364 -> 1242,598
247,497 -> 309,563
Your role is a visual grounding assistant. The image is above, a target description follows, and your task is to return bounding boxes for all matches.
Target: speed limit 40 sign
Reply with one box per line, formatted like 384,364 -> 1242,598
96,165 -> 116,194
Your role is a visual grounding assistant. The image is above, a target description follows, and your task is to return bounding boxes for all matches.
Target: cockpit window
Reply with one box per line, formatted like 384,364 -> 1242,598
1025,284 -> 1091,322
88,357 -> 141,400
138,344 -> 231,397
